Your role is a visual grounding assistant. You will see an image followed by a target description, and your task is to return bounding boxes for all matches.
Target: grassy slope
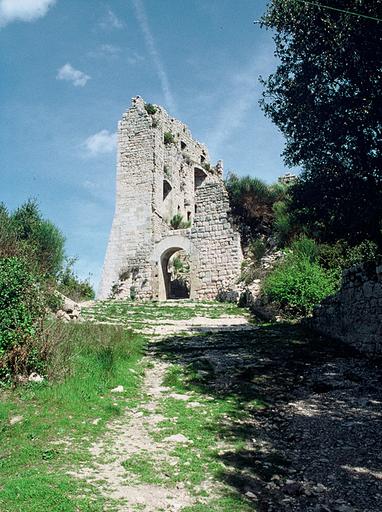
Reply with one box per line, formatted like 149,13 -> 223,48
0,301 -> 256,512
0,323 -> 146,512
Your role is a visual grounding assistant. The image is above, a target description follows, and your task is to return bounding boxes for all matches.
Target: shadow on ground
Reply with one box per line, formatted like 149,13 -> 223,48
149,323 -> 382,511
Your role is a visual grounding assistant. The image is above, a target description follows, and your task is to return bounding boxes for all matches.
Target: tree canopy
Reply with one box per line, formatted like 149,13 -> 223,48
0,199 -> 65,277
260,0 -> 382,246
225,173 -> 287,244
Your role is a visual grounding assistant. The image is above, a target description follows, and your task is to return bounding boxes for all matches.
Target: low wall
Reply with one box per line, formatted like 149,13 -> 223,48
310,257 -> 382,354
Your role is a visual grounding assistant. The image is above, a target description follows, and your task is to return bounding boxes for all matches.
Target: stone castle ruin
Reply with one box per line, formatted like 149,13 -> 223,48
98,96 -> 242,301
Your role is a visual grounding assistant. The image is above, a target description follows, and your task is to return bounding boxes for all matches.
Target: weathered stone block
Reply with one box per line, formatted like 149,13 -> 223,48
310,260 -> 382,355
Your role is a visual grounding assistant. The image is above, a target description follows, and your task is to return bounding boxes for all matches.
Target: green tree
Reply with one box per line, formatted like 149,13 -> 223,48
225,172 -> 287,244
261,1 -> 382,247
33,219 -> 65,276
2,199 -> 66,276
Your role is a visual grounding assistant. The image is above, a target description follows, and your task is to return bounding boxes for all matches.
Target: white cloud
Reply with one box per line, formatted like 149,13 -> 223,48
99,43 -> 121,57
208,47 -> 277,157
99,8 -> 123,30
88,44 -> 121,59
208,66 -> 257,154
132,0 -> 176,113
56,63 -> 90,87
83,130 -> 117,156
0,0 -> 56,27
127,50 -> 144,65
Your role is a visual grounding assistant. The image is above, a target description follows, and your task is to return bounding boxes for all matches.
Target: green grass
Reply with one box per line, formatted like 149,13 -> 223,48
181,496 -> 254,512
144,364 -> 259,511
161,364 -> 186,388
0,322 -> 147,512
1,300 -> 258,511
81,300 -> 245,326
122,452 -> 165,484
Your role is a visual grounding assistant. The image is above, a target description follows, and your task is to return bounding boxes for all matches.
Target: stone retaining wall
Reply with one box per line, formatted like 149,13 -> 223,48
310,258 -> 382,354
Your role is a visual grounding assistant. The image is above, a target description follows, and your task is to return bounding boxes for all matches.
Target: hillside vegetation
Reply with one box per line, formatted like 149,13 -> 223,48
225,0 -> 381,317
0,200 -> 94,382
227,171 -> 379,316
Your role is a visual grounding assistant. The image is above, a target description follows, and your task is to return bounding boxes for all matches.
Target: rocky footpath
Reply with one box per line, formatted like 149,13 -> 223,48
151,324 -> 382,511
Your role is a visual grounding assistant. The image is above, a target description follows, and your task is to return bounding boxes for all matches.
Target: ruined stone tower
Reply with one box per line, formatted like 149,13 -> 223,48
98,96 -> 242,300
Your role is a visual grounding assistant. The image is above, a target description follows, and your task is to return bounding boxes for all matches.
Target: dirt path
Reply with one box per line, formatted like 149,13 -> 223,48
74,309 -> 257,511
76,302 -> 382,511
74,360 -> 195,511
150,324 -> 382,512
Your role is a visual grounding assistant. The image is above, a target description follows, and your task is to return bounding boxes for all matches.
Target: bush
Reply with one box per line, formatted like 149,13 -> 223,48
225,172 -> 289,245
0,258 -> 46,379
318,239 -> 378,284
290,236 -> 320,263
0,199 -> 65,277
263,255 -> 336,316
164,132 -> 175,145
144,103 -> 157,115
273,199 -> 297,246
57,259 -> 95,302
169,214 -> 191,230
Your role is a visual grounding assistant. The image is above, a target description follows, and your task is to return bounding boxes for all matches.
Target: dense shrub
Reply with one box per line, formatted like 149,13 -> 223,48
0,199 -> 65,277
225,172 -> 288,244
169,214 -> 191,230
263,255 -> 336,316
272,197 -> 300,246
262,236 -> 379,316
0,258 -> 46,379
318,239 -> 378,284
0,200 -> 95,381
144,103 -> 157,115
32,219 -> 65,276
164,132 -> 175,145
290,236 -> 320,263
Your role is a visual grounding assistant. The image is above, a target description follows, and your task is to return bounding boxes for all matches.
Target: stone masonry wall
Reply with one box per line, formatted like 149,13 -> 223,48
98,96 -> 242,300
98,98 -> 155,299
310,258 -> 382,354
191,181 -> 242,299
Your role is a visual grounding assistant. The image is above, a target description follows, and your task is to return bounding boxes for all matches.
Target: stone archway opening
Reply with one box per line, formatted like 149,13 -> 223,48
161,248 -> 191,300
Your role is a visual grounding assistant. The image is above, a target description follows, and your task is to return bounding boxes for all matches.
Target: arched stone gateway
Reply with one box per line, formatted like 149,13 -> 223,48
151,235 -> 197,300
98,96 -> 242,301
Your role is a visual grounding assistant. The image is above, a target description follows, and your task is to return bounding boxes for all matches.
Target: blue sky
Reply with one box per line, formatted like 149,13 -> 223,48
0,0 -> 290,289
